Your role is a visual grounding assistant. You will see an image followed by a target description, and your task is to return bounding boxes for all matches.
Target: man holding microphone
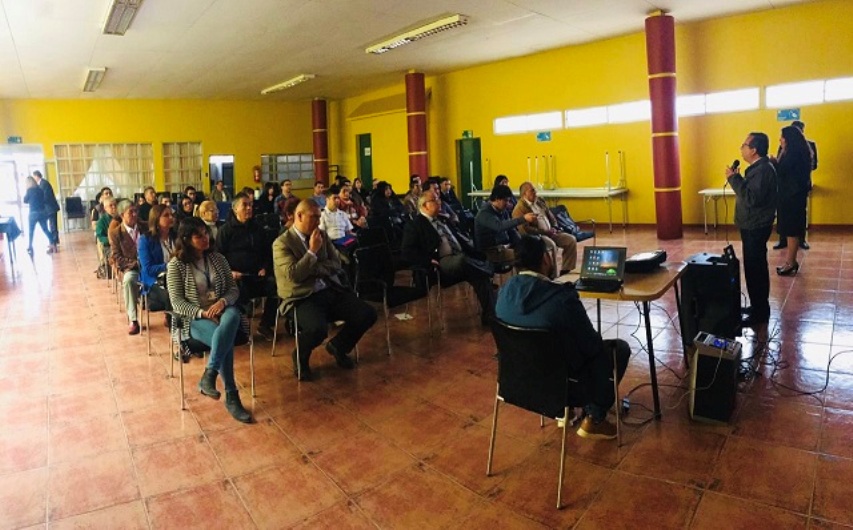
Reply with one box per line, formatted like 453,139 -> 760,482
726,132 -> 778,342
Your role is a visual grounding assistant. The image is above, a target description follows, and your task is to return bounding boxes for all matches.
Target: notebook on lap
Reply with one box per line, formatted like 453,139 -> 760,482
573,246 -> 627,293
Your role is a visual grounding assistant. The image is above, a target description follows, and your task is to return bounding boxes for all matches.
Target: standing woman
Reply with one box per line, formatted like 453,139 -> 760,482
774,126 -> 812,276
22,177 -> 51,255
167,217 -> 253,423
138,205 -> 176,313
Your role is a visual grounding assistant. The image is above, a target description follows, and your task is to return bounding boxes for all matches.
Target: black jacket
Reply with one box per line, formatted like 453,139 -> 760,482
727,157 -> 778,230
401,214 -> 442,270
474,204 -> 524,249
215,215 -> 273,274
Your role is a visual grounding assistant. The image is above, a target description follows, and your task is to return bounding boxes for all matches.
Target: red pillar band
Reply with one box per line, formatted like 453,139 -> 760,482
312,98 -> 329,185
405,71 -> 429,181
645,13 -> 682,240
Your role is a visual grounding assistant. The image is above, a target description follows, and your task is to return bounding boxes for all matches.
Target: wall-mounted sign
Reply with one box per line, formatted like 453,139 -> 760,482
7,136 -> 22,144
777,108 -> 800,122
536,131 -> 551,142
462,130 -> 474,139
363,147 -> 371,156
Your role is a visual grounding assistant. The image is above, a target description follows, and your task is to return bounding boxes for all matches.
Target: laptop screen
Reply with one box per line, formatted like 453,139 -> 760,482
580,246 -> 627,282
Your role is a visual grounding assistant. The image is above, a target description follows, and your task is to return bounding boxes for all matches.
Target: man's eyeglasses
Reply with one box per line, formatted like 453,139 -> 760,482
741,143 -> 753,149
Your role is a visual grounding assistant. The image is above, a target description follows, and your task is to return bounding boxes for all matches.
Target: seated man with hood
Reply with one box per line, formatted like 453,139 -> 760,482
495,235 -> 630,440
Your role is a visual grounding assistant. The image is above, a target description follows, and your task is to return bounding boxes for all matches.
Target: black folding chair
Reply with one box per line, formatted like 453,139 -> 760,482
354,243 -> 429,354
487,319 -> 621,509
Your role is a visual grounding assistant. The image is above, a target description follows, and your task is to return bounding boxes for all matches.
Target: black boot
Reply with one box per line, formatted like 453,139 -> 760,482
225,390 -> 254,423
198,368 -> 221,400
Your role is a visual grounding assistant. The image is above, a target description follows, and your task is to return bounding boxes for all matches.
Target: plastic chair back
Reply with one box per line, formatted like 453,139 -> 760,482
65,196 -> 86,218
491,319 -> 583,419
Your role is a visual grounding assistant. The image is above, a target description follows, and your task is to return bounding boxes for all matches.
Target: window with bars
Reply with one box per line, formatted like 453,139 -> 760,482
53,143 -> 154,202
163,142 -> 203,193
260,153 -> 314,189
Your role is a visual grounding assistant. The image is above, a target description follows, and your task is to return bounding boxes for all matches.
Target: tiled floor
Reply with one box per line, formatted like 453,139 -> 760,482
0,225 -> 851,529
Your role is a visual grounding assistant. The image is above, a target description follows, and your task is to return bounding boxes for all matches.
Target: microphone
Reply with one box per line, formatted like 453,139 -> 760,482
724,159 -> 740,189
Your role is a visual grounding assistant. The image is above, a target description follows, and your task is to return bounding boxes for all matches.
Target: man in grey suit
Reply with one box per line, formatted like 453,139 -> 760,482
272,199 -> 376,380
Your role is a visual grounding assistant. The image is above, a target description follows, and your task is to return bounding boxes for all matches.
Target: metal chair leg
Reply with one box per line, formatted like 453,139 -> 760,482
294,310 -> 301,381
179,339 -> 186,411
486,385 -> 501,476
557,405 -> 569,509
383,291 -> 391,356
270,307 -> 280,358
249,298 -> 258,398
613,344 -> 621,447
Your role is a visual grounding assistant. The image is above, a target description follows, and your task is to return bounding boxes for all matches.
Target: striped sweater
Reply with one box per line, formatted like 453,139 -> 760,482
166,252 -> 248,341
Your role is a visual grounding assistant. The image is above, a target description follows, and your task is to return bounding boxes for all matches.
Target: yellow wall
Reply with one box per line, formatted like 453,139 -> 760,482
338,0 -> 853,226
0,99 -> 312,193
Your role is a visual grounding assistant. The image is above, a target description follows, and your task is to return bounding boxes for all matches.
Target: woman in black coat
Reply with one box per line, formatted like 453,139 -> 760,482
773,125 -> 812,276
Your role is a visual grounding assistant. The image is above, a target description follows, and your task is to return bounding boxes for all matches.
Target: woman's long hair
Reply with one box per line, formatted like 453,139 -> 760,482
174,217 -> 210,263
780,125 -> 812,164
147,204 -> 175,239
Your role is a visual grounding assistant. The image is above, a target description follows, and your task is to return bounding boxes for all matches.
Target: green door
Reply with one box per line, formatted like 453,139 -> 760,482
456,138 -> 482,210
357,134 -> 373,189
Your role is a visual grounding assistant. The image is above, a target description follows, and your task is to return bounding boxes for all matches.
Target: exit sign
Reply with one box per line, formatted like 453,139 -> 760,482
777,108 -> 800,121
7,136 -> 22,144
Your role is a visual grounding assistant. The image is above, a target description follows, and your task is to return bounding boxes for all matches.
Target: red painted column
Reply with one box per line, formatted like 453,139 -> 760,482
405,71 -> 429,181
312,98 -> 329,185
646,12 -> 682,240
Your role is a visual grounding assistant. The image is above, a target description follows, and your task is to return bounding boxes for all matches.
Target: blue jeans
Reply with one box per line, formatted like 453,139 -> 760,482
190,305 -> 240,392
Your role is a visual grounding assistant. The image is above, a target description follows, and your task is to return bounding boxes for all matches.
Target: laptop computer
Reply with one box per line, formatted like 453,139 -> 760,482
574,246 -> 627,293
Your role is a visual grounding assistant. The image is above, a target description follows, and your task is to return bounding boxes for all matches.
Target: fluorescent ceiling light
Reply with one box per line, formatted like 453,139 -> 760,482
83,68 -> 107,92
260,74 -> 316,95
366,14 -> 469,55
766,80 -> 825,108
103,0 -> 144,36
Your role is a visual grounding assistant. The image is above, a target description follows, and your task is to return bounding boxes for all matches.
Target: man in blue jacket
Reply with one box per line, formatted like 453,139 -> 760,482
495,235 -> 630,440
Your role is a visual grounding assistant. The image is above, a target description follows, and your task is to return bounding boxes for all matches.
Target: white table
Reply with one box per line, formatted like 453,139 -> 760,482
700,186 -> 815,235
698,188 -> 735,234
469,187 -> 628,232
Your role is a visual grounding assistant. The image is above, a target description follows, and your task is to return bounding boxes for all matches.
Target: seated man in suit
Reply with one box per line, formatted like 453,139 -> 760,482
474,185 -> 536,266
513,181 -> 578,275
273,200 -> 377,381
496,235 -> 630,440
108,199 -> 142,335
216,193 -> 279,340
402,192 -> 496,325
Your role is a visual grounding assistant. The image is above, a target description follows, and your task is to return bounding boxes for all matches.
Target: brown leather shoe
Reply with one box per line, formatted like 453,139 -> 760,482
128,321 -> 140,335
576,416 -> 617,440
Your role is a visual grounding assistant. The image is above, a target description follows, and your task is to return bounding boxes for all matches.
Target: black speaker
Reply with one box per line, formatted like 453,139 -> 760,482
681,247 -> 742,344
